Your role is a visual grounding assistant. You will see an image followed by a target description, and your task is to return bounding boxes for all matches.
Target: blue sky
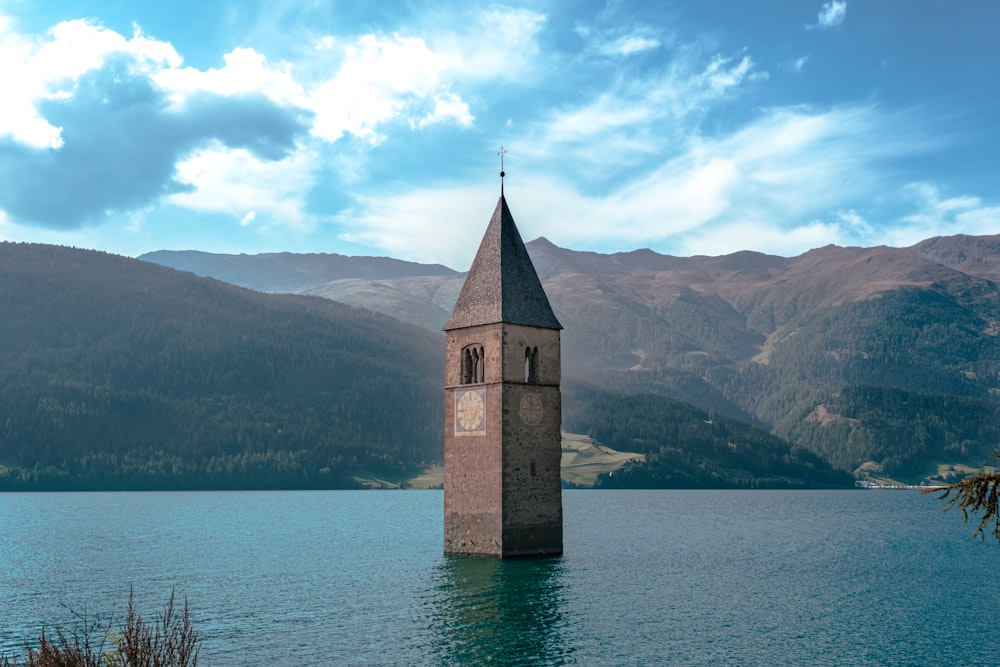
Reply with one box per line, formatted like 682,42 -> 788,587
1,1 -> 998,269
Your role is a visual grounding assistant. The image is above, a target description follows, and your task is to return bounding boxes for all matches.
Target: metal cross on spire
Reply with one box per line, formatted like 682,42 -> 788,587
498,146 -> 507,195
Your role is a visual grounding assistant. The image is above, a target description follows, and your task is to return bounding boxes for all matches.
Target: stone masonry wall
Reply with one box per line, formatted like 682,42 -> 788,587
444,323 -> 562,557
444,324 -> 503,555
501,324 -> 563,557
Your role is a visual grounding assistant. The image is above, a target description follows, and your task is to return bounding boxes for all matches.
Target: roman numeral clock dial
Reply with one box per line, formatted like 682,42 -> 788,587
456,389 -> 485,433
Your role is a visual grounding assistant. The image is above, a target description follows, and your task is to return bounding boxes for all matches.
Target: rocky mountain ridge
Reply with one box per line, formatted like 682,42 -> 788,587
142,233 -> 1000,482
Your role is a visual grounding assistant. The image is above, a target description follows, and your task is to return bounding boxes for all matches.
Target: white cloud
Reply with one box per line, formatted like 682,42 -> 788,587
527,105 -> 915,254
0,14 -> 311,230
0,32 -> 62,147
0,19 -> 180,149
515,48 -> 762,179
598,33 -> 661,57
1,11 -> 482,158
697,108 -> 890,224
154,47 -> 306,109
573,157 -> 740,241
309,33 -> 464,143
671,180 -> 1000,260
539,91 -> 656,146
815,1 -> 847,29
338,87 -> 917,263
438,6 -> 546,82
683,209 -> 875,258
304,5 -> 545,143
678,220 -> 843,257
834,209 -> 876,240
705,54 -> 753,93
343,103 -> 877,262
613,35 -> 660,56
34,19 -> 180,80
168,144 -> 316,229
952,206 -> 1000,235
574,16 -> 665,60
524,106 -> 874,250
890,183 -> 1000,245
417,91 -> 474,129
1,6 -> 543,236
339,185 -> 496,267
6,1 -> 991,266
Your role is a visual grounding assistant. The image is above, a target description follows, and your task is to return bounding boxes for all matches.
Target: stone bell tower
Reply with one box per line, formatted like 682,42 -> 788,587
443,188 -> 563,558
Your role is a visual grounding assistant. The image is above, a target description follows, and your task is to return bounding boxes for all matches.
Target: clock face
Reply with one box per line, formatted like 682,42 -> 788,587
519,393 -> 543,426
456,389 -> 485,433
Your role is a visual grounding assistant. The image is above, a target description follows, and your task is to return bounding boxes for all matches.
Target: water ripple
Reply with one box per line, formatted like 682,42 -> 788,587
2,490 -> 998,665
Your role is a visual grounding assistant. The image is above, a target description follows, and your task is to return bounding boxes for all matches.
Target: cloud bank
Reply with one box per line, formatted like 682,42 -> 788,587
0,20 -> 311,230
1,2 -> 997,268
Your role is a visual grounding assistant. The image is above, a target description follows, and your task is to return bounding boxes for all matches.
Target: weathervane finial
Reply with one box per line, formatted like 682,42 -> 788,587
498,146 -> 507,195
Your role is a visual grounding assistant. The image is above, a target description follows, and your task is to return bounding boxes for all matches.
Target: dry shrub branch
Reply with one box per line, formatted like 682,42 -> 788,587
1,589 -> 200,667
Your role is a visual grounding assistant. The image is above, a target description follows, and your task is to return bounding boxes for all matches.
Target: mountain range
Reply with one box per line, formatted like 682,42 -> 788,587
0,231 -> 993,490
0,241 -> 850,490
142,233 -> 1000,484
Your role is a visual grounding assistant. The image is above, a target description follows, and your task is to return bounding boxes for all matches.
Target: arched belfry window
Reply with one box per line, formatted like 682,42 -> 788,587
524,346 -> 538,383
462,344 -> 485,384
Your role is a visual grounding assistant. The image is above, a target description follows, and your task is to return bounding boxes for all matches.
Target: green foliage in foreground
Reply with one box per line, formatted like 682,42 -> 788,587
1,590 -> 199,667
563,386 -> 854,489
924,452 -> 1000,542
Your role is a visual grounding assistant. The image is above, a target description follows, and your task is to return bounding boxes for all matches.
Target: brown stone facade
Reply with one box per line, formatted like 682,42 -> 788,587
444,323 -> 563,557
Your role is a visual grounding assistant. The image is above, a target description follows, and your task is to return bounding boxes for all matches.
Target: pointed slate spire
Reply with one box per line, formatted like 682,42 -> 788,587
444,195 -> 562,331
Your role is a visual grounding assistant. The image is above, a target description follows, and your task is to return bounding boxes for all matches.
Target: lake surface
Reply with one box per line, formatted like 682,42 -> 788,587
1,490 -> 998,665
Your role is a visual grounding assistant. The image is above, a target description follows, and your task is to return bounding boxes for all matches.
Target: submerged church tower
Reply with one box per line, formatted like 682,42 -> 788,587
443,185 -> 563,558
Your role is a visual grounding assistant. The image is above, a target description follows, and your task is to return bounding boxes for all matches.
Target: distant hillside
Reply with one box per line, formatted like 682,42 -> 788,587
912,234 -> 1000,280
140,250 -> 464,331
139,249 -> 458,291
2,242 -> 855,490
0,243 -> 443,490
141,234 -> 1000,483
563,386 -> 853,489
544,239 -> 1000,482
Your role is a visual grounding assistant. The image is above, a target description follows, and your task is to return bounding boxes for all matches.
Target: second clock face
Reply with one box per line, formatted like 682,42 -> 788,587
456,389 -> 485,433
519,393 -> 543,426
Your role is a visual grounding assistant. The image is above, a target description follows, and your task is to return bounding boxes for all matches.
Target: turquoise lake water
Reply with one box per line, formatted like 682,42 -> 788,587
1,490 -> 998,665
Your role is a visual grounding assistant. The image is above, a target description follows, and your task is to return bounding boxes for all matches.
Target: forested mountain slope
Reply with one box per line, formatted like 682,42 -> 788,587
0,243 -> 443,490
542,239 -> 1000,481
563,385 -> 852,489
2,243 -> 851,490
143,234 -> 1000,483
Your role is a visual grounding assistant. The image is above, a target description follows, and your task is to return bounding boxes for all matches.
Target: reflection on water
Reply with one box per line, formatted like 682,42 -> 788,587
429,556 -> 570,665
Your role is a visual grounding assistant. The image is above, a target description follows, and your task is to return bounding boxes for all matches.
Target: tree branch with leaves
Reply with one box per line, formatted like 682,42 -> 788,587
923,452 -> 1000,542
